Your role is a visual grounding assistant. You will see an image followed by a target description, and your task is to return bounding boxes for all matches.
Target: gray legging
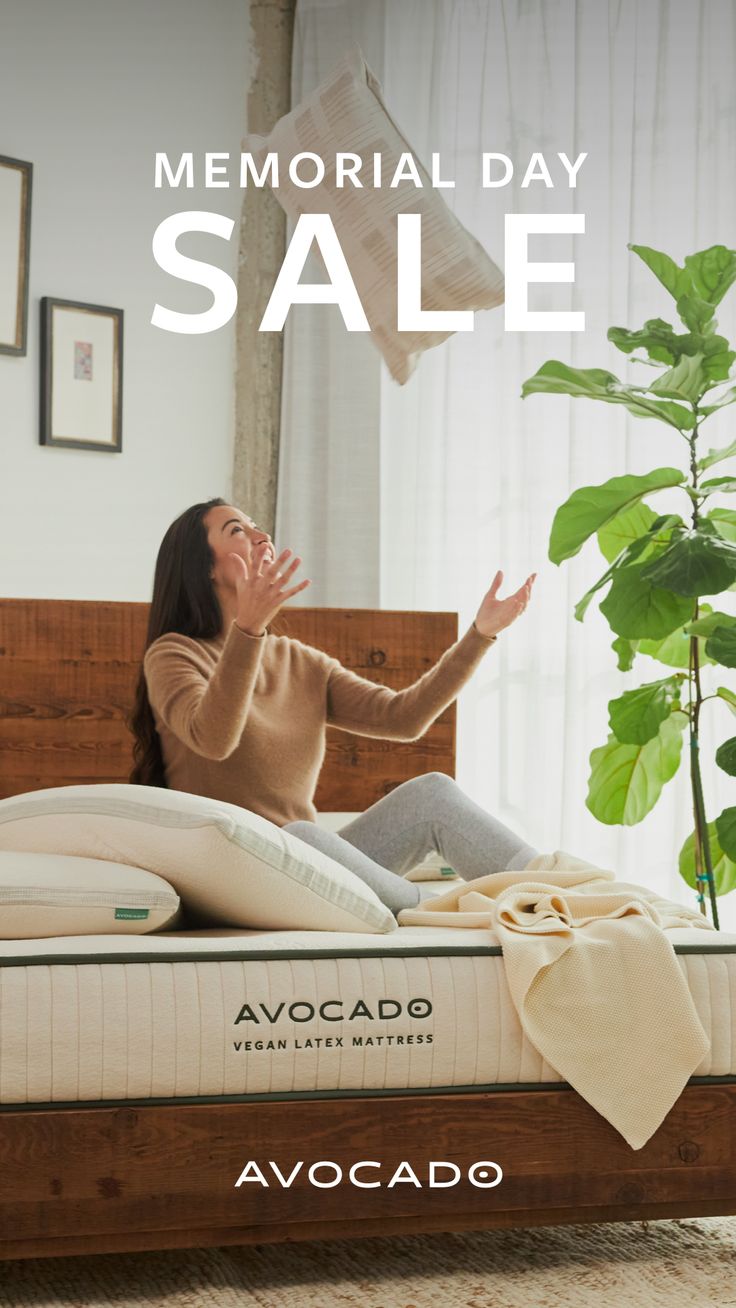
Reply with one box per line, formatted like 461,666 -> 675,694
284,771 -> 539,917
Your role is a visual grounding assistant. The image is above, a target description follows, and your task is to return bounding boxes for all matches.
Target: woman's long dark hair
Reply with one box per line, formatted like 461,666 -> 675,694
128,497 -> 228,787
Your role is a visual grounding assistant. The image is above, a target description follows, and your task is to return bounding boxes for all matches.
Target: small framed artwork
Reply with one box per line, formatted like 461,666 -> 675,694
40,297 -> 123,452
0,154 -> 32,355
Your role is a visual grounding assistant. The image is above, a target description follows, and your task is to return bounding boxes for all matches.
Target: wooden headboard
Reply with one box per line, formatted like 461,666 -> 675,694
0,599 -> 457,809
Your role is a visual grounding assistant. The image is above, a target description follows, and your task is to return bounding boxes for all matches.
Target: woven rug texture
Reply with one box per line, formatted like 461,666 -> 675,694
1,1219 -> 735,1308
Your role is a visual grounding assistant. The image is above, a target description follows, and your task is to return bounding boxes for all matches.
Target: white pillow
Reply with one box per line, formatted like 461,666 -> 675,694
0,785 -> 396,935
0,850 -> 181,939
245,42 -> 504,384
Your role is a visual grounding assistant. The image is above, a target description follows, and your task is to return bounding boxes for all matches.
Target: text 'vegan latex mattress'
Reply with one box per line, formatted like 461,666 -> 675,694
1,920 -> 735,1107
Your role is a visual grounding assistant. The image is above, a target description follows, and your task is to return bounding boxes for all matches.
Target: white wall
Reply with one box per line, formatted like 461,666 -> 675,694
0,0 -> 251,600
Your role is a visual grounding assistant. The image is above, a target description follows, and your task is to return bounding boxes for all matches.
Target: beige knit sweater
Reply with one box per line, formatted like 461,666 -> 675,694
143,619 -> 496,826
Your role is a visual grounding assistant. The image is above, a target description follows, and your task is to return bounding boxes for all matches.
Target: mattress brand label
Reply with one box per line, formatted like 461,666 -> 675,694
232,1034 -> 433,1052
114,907 -> 150,920
233,997 -> 432,1025
234,1159 -> 504,1190
231,995 -> 434,1054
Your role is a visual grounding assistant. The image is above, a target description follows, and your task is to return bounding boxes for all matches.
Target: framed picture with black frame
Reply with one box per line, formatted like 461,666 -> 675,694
0,154 -> 32,356
40,297 -> 123,452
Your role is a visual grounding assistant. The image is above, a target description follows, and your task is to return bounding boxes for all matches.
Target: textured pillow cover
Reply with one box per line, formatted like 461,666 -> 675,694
245,42 -> 504,383
0,850 -> 181,939
0,785 -> 396,934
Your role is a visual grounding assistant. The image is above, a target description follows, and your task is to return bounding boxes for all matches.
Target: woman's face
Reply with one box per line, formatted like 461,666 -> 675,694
204,504 -> 274,587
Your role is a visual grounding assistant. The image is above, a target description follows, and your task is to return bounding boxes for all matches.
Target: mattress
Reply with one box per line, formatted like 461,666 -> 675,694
2,901 -> 736,1108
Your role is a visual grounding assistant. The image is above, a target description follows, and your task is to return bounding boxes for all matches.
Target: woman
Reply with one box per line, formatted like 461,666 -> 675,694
130,497 -> 539,914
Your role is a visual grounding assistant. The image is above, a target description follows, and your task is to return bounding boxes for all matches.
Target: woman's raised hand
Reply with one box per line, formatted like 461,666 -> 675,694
474,570 -> 537,639
230,544 -> 311,637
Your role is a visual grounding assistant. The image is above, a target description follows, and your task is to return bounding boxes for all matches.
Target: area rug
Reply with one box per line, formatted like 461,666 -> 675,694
2,1219 -> 735,1308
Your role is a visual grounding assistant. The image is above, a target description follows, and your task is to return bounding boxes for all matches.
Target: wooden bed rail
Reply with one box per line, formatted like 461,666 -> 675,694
0,1084 -> 734,1260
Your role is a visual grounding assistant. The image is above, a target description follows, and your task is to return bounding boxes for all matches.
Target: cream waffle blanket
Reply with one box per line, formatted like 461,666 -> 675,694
398,851 -> 713,1150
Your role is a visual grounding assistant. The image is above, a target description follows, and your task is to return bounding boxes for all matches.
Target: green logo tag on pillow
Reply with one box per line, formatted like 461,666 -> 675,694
115,908 -> 150,920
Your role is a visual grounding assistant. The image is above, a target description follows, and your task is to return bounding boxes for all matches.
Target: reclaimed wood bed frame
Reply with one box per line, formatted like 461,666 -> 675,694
0,596 -> 735,1261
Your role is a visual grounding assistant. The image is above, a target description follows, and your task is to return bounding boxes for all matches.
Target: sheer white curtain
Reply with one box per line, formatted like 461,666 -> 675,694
277,0 -> 736,924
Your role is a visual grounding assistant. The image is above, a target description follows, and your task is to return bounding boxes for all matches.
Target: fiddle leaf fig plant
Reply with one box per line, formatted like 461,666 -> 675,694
522,243 -> 736,928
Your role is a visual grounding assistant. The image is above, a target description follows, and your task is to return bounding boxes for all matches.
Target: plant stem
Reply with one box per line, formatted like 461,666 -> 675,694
688,409 -> 720,930
690,632 -> 720,929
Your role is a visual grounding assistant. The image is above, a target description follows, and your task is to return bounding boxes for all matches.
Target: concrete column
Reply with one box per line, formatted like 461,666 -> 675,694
234,0 -> 296,534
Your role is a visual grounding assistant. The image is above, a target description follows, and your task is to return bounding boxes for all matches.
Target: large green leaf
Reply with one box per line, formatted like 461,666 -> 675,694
697,437 -> 736,472
599,563 -> 693,638
716,808 -> 736,862
574,563 -> 621,623
701,387 -> 736,418
638,630 -> 695,667
644,242 -> 736,331
684,245 -> 736,307
717,686 -> 736,716
522,362 -> 620,399
597,502 -> 659,564
586,711 -> 686,825
629,244 -> 692,301
708,509 -> 736,543
701,337 -> 736,383
676,294 -> 716,334
706,625 -> 736,667
640,530 -> 736,596
679,822 -> 736,897
649,353 -> 707,403
716,737 -> 736,776
521,362 -> 694,429
685,610 -> 736,636
574,515 -> 681,621
549,471 -> 685,564
640,603 -> 716,668
612,635 -> 639,671
608,319 -> 692,366
699,476 -> 736,497
607,319 -> 733,380
608,676 -> 683,744
641,399 -> 696,429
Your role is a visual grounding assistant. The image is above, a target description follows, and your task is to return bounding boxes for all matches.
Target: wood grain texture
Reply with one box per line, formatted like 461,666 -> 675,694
0,1085 -> 734,1259
0,599 -> 458,805
4,1198 -> 736,1262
